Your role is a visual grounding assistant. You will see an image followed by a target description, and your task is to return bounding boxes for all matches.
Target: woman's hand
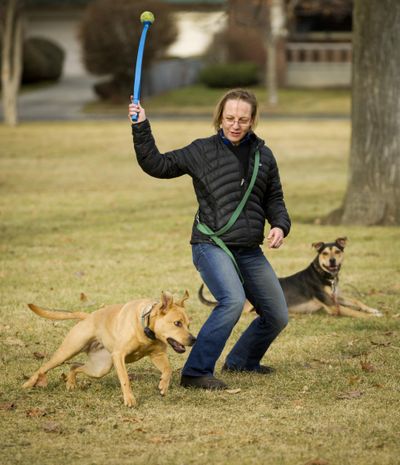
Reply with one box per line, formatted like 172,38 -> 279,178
267,227 -> 284,249
128,97 -> 147,124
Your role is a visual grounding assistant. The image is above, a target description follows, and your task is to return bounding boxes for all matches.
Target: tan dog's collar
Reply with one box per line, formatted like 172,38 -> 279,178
141,302 -> 158,340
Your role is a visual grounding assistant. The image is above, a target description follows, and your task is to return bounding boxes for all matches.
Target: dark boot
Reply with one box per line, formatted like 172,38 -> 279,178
222,363 -> 275,374
180,375 -> 228,390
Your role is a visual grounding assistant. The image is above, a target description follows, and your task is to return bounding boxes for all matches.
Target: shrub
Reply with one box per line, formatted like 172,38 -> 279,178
79,0 -> 177,101
205,26 -> 266,68
199,62 -> 260,88
22,37 -> 65,84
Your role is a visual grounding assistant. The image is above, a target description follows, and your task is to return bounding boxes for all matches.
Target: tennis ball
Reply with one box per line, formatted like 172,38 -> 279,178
140,11 -> 155,24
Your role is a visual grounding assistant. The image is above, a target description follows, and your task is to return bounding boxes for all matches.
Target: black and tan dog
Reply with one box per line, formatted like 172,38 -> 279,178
23,290 -> 196,407
199,238 -> 383,318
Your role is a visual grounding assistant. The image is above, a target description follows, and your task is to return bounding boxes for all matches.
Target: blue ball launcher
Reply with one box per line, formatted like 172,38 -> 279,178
131,11 -> 155,122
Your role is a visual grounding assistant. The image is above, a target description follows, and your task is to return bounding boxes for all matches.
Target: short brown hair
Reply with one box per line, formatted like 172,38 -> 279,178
212,88 -> 259,132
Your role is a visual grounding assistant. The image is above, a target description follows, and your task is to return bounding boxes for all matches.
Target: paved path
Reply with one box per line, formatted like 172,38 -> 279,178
0,76 -> 107,122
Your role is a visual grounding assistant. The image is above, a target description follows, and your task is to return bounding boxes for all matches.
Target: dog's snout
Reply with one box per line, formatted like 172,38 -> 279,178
329,258 -> 336,266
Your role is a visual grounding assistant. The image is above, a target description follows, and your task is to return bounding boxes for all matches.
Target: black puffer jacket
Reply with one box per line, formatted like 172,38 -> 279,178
132,119 -> 291,247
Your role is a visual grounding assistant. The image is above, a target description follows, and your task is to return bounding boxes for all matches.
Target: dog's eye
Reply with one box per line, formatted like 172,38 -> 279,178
174,321 -> 182,327
335,250 -> 341,255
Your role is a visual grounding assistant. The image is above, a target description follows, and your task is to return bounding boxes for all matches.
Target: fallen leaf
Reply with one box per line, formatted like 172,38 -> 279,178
373,383 -> 385,388
360,360 -> 375,372
26,408 -> 47,418
148,435 -> 172,444
0,402 -> 16,411
293,399 -> 304,409
33,352 -> 45,360
133,427 -> 147,433
205,430 -> 224,436
304,459 -> 329,465
348,375 -> 361,385
225,388 -> 241,394
336,390 -> 364,400
121,416 -> 143,423
80,292 -> 88,302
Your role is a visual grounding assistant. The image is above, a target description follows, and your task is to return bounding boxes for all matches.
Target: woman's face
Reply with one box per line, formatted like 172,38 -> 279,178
220,99 -> 253,144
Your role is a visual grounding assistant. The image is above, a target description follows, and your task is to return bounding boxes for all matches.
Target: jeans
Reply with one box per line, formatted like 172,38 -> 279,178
182,243 -> 288,377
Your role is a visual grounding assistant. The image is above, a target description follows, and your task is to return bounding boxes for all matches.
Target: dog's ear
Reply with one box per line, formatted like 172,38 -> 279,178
335,237 -> 347,249
312,241 -> 324,251
160,291 -> 174,313
176,289 -> 190,307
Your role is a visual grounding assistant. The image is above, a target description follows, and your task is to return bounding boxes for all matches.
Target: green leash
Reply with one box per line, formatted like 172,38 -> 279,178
196,150 -> 260,282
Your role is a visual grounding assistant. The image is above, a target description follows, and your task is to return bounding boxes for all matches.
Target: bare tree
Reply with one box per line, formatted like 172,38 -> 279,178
328,0 -> 400,225
227,0 -> 287,105
266,0 -> 286,105
1,0 -> 24,126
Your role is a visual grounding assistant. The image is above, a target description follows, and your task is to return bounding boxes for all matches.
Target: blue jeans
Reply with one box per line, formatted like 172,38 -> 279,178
182,243 -> 288,377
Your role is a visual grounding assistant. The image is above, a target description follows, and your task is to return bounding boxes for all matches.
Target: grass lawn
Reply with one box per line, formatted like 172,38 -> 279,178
0,119 -> 399,465
84,85 -> 351,117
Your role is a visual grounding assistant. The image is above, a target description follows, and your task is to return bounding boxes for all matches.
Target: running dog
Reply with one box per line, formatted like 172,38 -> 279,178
199,238 -> 383,318
23,290 -> 196,407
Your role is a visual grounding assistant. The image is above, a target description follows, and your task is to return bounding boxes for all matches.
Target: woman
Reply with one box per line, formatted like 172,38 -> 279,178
129,89 -> 290,390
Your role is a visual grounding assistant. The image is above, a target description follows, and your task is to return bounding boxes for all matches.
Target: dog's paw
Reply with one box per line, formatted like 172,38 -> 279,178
36,373 -> 48,387
123,392 -> 137,408
22,375 -> 37,389
22,372 -> 47,388
66,377 -> 77,391
158,380 -> 170,396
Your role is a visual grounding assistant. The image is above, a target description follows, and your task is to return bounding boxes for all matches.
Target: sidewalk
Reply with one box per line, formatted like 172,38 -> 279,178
0,76 -> 107,122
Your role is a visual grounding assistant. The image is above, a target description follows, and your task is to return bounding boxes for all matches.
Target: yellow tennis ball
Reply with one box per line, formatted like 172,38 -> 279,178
140,11 -> 155,24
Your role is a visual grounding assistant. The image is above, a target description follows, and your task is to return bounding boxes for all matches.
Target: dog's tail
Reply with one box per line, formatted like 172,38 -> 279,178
198,284 -> 217,307
27,303 -> 89,321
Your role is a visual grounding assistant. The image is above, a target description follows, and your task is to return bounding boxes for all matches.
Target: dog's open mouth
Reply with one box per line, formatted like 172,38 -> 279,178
167,338 -> 186,354
323,264 -> 339,274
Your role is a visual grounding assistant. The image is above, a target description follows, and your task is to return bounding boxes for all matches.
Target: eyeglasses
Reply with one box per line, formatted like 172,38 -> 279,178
222,116 -> 251,127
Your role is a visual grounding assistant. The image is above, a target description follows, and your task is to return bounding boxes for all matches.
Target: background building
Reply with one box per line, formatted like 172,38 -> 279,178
24,0 -> 353,90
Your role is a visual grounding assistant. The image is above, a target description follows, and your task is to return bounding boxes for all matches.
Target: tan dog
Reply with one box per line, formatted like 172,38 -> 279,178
23,290 -> 196,407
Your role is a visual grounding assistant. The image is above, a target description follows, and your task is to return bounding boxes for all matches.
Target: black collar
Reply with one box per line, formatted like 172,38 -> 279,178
141,303 -> 157,340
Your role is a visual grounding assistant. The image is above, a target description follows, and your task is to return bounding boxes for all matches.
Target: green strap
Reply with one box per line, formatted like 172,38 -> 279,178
196,150 -> 260,282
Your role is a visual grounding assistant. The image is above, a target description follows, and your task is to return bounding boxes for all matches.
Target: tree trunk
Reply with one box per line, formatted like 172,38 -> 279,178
1,0 -> 24,127
335,0 -> 400,225
265,0 -> 286,106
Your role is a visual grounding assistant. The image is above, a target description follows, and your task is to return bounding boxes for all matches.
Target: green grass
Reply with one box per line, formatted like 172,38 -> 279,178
0,119 -> 399,465
84,85 -> 351,117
